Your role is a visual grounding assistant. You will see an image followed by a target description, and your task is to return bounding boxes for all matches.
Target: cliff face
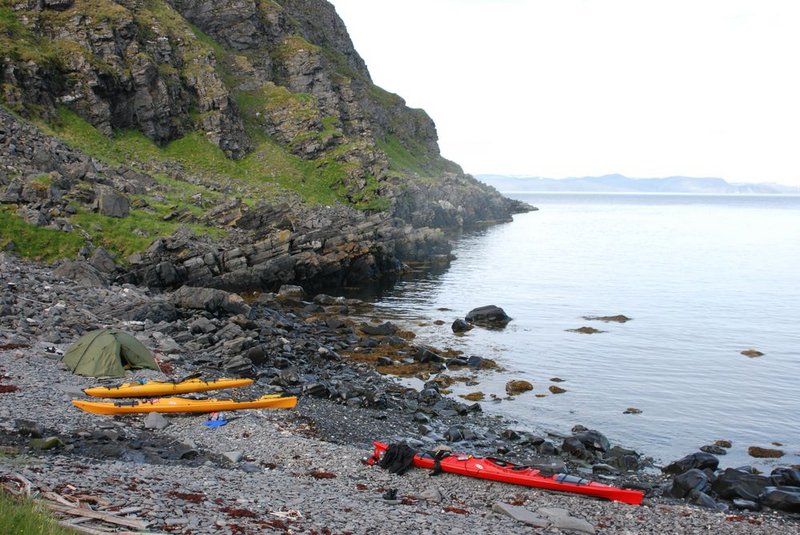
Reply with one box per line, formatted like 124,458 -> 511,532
0,0 -> 530,290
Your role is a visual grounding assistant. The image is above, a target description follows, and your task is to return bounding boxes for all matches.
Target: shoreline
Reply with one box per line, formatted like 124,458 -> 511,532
1,252 -> 798,533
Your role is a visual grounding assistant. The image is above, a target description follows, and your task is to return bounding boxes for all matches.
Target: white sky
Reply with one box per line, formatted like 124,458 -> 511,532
328,0 -> 800,186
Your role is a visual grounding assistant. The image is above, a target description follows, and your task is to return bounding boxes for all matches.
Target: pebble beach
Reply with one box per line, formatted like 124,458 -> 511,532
1,252 -> 798,534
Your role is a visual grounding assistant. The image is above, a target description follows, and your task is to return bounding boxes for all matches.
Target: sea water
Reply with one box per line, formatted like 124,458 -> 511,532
362,193 -> 800,469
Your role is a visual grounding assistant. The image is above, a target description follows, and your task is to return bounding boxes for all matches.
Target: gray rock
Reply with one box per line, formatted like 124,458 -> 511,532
144,412 -> 170,430
97,190 -> 130,218
492,502 -> 549,528
223,451 -> 244,463
465,305 -> 511,327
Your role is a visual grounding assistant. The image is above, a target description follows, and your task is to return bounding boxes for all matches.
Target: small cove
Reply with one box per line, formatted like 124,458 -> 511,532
351,193 -> 800,469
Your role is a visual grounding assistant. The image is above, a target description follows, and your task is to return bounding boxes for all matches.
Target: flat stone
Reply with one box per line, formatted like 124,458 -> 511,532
492,502 -> 549,528
144,412 -> 170,430
551,516 -> 596,534
223,451 -> 243,463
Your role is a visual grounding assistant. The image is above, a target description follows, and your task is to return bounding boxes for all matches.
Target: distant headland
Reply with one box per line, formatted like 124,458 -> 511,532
477,174 -> 800,194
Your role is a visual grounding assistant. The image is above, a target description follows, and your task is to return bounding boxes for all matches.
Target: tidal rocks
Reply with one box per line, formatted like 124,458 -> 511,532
582,315 -> 632,323
759,487 -> 800,512
662,452 -> 719,475
566,326 -> 604,334
451,319 -> 472,333
465,305 -> 511,328
741,348 -> 764,358
549,385 -> 567,394
711,468 -> 770,501
505,380 -> 533,396
666,469 -> 711,499
748,446 -> 784,459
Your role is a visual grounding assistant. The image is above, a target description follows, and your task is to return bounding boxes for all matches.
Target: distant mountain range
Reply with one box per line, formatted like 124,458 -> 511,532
476,174 -> 800,194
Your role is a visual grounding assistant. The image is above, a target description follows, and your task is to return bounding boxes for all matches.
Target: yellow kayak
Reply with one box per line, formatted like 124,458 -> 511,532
72,394 -> 297,415
83,377 -> 254,398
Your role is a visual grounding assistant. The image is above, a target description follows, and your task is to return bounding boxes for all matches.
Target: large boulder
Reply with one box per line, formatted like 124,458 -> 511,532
662,452 -> 719,475
170,286 -> 251,316
465,305 -> 511,327
711,468 -> 770,501
759,487 -> 800,513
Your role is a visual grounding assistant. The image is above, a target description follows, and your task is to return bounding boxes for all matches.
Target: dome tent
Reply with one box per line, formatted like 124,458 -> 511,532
62,329 -> 159,377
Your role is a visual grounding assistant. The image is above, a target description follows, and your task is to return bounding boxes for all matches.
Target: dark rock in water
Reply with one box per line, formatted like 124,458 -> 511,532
505,380 -> 533,396
770,467 -> 800,487
700,444 -> 727,455
416,346 -> 445,363
687,489 -> 724,510
451,319 -> 472,333
583,314 -> 632,323
465,305 -> 511,327
748,446 -> 784,458
740,348 -> 764,358
711,468 -> 770,501
566,326 -> 604,334
759,486 -> 800,513
668,469 -> 711,499
662,452 -> 719,475
360,321 -> 397,336
574,430 -> 610,453
467,355 -> 485,368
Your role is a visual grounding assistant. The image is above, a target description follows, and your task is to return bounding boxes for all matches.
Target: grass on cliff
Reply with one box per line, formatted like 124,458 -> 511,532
46,107 -> 349,206
0,491 -> 77,535
0,206 -> 84,262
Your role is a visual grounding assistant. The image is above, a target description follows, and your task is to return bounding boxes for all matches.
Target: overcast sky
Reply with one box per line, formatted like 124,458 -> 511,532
328,0 -> 800,186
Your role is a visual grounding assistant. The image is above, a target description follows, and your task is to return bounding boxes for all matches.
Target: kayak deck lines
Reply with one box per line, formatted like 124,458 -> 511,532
369,441 -> 644,505
72,394 -> 297,415
83,377 -> 254,398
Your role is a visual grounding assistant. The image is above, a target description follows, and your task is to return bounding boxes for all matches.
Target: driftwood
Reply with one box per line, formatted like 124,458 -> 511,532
1,472 -> 161,534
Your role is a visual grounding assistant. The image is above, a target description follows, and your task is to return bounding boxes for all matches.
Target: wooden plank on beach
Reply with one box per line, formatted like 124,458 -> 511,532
44,502 -> 148,530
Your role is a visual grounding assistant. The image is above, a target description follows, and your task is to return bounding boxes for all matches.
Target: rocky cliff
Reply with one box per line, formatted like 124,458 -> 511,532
0,0 -> 531,291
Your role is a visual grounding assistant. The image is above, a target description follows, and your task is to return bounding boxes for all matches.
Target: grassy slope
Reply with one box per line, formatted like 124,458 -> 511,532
0,0 -> 449,262
0,491 -> 77,535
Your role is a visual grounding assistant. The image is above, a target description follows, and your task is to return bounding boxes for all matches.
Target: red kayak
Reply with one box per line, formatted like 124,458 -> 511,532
369,441 -> 644,505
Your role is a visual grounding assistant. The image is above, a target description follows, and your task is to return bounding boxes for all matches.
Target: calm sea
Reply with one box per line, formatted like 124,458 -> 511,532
360,193 -> 800,469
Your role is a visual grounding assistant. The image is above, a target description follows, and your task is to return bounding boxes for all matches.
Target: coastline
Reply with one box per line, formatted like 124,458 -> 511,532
1,252 -> 798,533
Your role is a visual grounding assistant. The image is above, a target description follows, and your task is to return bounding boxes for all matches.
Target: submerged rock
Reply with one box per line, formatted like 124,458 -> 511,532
505,380 -> 533,396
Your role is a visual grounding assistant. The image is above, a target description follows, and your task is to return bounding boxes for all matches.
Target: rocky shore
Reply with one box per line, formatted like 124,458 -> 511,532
1,252 -> 799,534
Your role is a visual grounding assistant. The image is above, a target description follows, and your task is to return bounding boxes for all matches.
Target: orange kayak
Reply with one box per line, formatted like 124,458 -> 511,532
72,394 -> 297,415
83,377 -> 253,398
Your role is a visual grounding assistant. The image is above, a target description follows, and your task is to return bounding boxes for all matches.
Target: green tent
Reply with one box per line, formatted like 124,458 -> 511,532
62,329 -> 159,377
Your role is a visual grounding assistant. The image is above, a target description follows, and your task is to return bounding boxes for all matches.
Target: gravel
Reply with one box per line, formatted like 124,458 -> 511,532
1,253 -> 798,533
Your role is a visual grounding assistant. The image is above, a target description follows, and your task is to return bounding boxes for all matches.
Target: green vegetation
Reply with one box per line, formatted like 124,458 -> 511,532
0,206 -> 84,262
0,490 -> 77,535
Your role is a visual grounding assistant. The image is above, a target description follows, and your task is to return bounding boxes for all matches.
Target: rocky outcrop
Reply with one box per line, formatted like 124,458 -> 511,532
125,204 -> 451,292
1,0 -> 534,292
2,0 -> 250,158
